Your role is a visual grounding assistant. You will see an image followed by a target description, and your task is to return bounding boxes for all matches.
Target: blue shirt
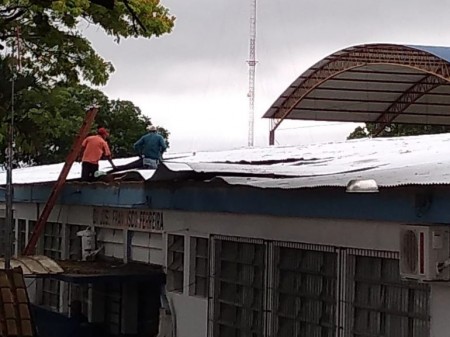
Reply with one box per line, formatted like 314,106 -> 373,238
134,132 -> 167,160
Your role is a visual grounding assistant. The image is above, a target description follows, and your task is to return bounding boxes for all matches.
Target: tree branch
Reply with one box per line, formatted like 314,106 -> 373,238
122,0 -> 147,34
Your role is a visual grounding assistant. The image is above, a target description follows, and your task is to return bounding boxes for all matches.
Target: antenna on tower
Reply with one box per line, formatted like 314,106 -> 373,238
247,0 -> 257,147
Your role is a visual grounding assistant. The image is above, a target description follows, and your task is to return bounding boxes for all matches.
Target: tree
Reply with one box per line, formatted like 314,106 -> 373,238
3,84 -> 169,165
347,123 -> 450,140
0,0 -> 173,165
0,0 -> 175,86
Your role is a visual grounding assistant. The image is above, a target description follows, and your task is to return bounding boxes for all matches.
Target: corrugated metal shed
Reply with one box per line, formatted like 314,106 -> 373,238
264,43 -> 450,127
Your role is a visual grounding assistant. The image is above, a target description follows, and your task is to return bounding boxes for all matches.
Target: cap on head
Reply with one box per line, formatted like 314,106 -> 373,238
147,125 -> 157,132
98,127 -> 109,137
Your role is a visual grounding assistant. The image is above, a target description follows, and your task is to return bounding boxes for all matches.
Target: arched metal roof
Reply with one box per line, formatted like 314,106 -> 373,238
265,43 -> 450,143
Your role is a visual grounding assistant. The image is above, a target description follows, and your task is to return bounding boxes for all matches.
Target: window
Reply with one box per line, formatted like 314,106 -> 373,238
14,219 -> 26,255
69,225 -> 83,261
350,255 -> 430,337
104,282 -> 122,335
167,235 -> 185,293
208,237 -> 431,337
0,217 -> 14,257
190,237 -> 209,297
273,245 -> 337,337
0,217 -> 5,255
211,238 -> 265,337
41,279 -> 60,311
69,283 -> 89,314
43,222 -> 62,260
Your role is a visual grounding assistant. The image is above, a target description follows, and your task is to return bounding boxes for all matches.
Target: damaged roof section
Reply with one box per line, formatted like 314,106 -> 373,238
3,132 -> 450,189
50,260 -> 164,284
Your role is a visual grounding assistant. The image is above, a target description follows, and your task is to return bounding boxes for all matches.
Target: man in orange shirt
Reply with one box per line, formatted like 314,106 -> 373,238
80,128 -> 116,181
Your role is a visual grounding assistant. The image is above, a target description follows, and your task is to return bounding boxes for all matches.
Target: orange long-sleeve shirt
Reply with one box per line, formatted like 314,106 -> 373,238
81,135 -> 111,164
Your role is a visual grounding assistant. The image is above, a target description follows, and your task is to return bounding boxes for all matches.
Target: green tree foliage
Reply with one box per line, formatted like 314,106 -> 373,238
347,123 -> 450,140
0,0 -> 175,85
0,0 -> 173,166
3,84 -> 169,165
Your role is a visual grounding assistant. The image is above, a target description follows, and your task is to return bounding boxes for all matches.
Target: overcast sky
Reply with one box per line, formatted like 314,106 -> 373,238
81,0 -> 450,153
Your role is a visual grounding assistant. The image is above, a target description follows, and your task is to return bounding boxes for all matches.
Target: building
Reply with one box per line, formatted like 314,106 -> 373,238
4,43 -> 450,337
0,132 -> 450,337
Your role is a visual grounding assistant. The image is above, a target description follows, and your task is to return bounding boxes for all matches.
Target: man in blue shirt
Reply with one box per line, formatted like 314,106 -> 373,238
134,125 -> 167,169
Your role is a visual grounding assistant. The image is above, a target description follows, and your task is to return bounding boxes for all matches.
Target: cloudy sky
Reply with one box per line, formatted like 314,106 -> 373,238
81,0 -> 450,153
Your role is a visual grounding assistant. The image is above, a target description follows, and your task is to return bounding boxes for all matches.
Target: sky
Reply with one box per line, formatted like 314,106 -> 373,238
80,0 -> 450,153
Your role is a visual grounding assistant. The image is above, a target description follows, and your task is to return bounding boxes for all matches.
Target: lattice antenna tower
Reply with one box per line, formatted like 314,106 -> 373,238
247,0 -> 257,147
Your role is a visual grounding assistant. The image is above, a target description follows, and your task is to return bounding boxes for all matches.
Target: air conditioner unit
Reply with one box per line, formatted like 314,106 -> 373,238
400,225 -> 450,281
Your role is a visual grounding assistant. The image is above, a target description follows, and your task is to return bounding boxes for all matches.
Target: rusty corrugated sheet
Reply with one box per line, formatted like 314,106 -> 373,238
0,268 -> 35,337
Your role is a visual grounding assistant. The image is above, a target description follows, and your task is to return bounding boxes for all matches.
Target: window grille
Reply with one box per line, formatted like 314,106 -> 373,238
272,243 -> 337,337
68,225 -> 83,261
16,219 -> 26,255
69,283 -> 89,315
207,237 -> 430,337
42,279 -> 61,311
104,282 -> 122,335
346,250 -> 430,337
210,236 -> 265,337
43,222 -> 62,260
167,235 -> 185,293
0,217 -> 5,255
190,237 -> 209,297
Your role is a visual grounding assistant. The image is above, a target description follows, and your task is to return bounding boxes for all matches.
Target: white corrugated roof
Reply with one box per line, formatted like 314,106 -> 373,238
2,133 -> 450,189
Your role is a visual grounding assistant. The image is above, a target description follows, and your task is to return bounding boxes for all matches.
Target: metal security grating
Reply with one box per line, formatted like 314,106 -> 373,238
207,238 -> 431,337
68,225 -> 83,261
41,279 -> 60,311
346,251 -> 430,337
43,222 -> 62,260
104,283 -> 122,335
40,222 -> 62,311
167,235 -> 185,293
272,243 -> 337,337
190,237 -> 209,298
15,220 -> 26,256
210,236 -> 265,337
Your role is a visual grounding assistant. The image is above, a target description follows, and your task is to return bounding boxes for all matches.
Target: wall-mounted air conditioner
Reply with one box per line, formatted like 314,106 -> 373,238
400,225 -> 450,281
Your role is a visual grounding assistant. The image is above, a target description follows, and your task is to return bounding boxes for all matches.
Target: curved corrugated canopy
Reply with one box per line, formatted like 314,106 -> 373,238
264,43 -> 450,134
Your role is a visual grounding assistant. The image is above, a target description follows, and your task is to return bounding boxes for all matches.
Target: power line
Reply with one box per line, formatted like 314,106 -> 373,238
278,122 -> 350,131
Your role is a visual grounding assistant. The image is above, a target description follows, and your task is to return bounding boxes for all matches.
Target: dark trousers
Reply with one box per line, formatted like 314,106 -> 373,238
81,162 -> 99,181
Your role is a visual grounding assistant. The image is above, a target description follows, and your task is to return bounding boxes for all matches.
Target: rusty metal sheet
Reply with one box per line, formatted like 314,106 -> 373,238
0,268 -> 35,336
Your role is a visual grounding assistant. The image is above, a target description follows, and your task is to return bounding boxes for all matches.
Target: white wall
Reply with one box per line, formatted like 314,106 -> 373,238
431,284 -> 450,337
169,293 -> 207,337
164,210 -> 400,251
12,205 -> 450,337
12,203 -> 164,265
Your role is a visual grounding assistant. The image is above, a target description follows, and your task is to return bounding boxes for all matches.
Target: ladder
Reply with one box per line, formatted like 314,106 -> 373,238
23,105 -> 99,255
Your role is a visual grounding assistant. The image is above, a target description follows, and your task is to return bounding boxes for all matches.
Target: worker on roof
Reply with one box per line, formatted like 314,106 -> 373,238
80,127 -> 116,181
134,125 -> 167,169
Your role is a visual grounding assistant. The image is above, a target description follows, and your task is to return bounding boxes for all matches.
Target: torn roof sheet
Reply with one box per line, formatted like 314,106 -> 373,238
2,132 -> 450,189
